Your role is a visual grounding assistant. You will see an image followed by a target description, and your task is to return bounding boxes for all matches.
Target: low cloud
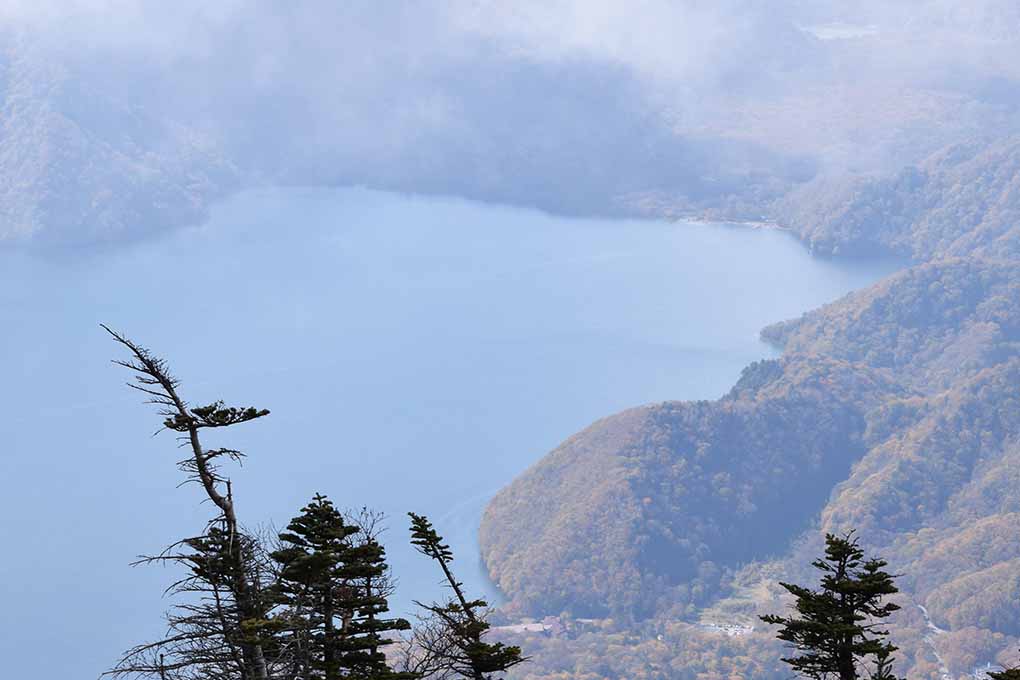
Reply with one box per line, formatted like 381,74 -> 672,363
2,1 -> 1020,240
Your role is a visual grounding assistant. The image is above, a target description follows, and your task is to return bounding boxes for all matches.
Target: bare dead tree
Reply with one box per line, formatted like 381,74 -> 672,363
344,506 -> 399,606
102,326 -> 276,680
397,613 -> 463,680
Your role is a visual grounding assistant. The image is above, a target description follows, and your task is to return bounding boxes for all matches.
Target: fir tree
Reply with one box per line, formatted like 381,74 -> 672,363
406,513 -> 524,680
760,531 -> 903,680
272,494 -> 415,680
339,534 -> 417,680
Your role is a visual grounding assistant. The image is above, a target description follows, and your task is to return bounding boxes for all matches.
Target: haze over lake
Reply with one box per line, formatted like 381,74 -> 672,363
0,187 -> 898,677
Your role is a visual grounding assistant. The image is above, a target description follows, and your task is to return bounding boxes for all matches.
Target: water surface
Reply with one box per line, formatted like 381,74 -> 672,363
0,187 -> 899,677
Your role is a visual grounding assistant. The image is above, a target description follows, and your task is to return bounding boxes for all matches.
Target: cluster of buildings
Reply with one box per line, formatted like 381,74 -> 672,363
491,616 -> 567,637
695,621 -> 755,637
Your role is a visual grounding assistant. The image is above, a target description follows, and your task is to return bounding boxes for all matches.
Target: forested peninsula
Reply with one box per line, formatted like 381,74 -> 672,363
480,136 -> 1020,679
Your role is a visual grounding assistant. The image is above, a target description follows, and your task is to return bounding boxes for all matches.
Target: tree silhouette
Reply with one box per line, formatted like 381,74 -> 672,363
405,513 -> 524,680
761,531 -> 902,680
271,494 -> 415,680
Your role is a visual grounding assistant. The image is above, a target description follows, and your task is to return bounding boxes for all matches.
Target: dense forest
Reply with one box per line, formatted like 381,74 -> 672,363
774,137 -> 1020,261
481,135 -> 1020,679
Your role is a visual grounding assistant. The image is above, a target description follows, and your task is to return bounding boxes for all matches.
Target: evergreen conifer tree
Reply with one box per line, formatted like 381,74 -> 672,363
272,494 -> 414,680
406,513 -> 524,680
760,531 -> 903,680
340,535 -> 418,679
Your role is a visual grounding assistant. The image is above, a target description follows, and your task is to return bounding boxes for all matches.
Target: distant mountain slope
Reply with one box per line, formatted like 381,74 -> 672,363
774,137 -> 1020,260
0,27 -> 809,244
483,257 -> 1020,614
0,37 -> 238,244
481,357 -> 904,620
762,258 -> 1020,391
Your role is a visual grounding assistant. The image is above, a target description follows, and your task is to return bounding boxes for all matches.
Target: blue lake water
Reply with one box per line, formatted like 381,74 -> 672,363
0,187 -> 900,677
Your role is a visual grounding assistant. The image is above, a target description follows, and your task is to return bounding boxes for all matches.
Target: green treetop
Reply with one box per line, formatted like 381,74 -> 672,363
407,513 -> 524,680
272,494 -> 414,680
761,531 -> 903,680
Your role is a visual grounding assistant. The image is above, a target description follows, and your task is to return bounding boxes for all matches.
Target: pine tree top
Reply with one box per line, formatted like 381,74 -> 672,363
760,531 -> 903,680
408,512 -> 454,562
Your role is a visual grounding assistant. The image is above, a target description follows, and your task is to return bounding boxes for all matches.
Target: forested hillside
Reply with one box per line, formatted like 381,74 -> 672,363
0,36 -> 238,244
482,138 -> 1020,679
482,357 -> 903,620
775,138 -> 1020,260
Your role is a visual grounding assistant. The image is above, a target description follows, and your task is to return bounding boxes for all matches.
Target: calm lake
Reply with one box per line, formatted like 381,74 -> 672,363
0,187 -> 899,676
